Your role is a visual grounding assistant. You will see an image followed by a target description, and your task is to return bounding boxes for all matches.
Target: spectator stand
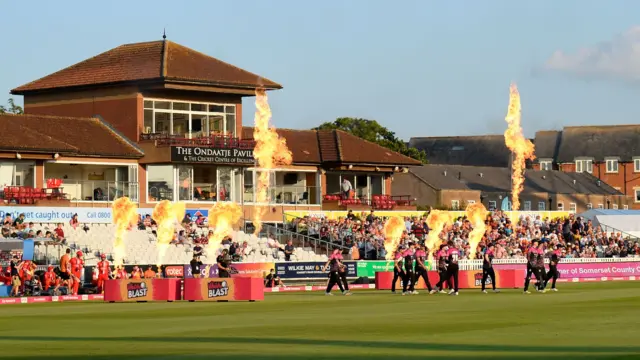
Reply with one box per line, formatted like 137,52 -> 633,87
259,223 -> 349,260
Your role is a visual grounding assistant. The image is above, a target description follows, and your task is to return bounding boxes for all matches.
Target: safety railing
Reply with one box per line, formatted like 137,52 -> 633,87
52,180 -> 139,203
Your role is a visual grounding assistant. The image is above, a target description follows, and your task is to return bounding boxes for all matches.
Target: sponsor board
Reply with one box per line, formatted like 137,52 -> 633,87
356,261 -> 431,277
275,261 -> 357,279
495,262 -> 640,279
0,207 -> 210,224
200,279 -> 234,301
183,263 -> 274,278
118,279 -> 154,301
375,270 -> 520,290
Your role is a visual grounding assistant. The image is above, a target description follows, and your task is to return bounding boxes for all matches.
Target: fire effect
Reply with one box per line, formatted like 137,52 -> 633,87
152,200 -> 185,268
252,88 -> 293,235
111,197 -> 138,267
425,210 -> 450,265
504,83 -> 535,211
465,203 -> 487,259
207,202 -> 242,261
383,217 -> 405,260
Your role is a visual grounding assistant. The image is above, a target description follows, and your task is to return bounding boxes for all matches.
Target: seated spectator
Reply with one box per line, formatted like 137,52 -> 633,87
12,213 -> 26,230
264,269 -> 285,288
54,223 -> 66,244
3,214 -> 13,227
193,243 -> 204,257
283,240 -> 294,261
195,214 -> 206,227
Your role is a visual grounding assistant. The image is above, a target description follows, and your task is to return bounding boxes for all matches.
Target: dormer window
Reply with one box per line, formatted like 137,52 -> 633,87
575,158 -> 593,173
605,157 -> 619,173
539,159 -> 552,171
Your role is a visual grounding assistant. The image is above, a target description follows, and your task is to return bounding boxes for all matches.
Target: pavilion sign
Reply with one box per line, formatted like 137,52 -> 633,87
171,146 -> 255,165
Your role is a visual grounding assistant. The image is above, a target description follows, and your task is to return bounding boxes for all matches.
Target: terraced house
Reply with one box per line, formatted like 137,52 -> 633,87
534,125 -> 640,209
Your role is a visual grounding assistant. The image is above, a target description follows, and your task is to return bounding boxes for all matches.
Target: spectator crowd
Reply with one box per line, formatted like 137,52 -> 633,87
287,210 -> 640,260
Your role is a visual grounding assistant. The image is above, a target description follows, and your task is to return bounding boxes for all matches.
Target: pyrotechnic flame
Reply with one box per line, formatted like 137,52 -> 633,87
152,200 -> 185,268
465,203 -> 487,260
111,197 -> 138,268
252,88 -> 293,235
207,202 -> 242,262
425,210 -> 450,266
383,217 -> 405,260
504,83 -> 535,211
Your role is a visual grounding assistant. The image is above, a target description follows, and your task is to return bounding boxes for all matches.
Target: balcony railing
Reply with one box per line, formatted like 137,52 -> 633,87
140,133 -> 255,148
243,185 -> 321,205
53,181 -> 139,202
322,194 -> 415,209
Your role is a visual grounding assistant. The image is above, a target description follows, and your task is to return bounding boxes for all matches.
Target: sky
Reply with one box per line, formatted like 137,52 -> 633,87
1,0 -> 640,141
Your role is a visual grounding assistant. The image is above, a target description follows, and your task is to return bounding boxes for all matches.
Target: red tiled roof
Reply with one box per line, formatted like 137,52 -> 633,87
12,40 -> 281,94
242,127 -> 321,164
0,114 -> 143,158
242,127 -> 420,166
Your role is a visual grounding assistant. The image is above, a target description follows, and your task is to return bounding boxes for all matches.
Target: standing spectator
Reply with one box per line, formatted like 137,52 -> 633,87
341,178 -> 352,199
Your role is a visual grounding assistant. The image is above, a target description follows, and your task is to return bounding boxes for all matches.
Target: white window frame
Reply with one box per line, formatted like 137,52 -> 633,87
635,189 -> 640,203
597,204 -> 604,209
466,200 -> 475,204
605,158 -> 619,173
586,203 -> 592,210
243,168 -> 323,206
624,205 -> 629,210
539,159 -> 552,171
488,201 -> 497,210
575,158 -> 593,173
612,204 -> 619,210
451,200 -> 460,210
537,201 -> 545,210
523,201 -> 531,211
143,98 -> 237,137
44,161 -> 137,203
557,202 -> 564,211
569,203 -> 577,212
634,157 -> 640,173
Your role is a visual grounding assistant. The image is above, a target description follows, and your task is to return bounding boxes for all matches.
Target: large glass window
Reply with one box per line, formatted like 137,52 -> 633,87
244,169 -> 254,202
193,165 -> 217,201
147,165 -> 174,201
142,99 -> 237,136
45,163 -> 132,201
244,170 -> 318,205
324,173 -> 385,199
0,162 -> 35,187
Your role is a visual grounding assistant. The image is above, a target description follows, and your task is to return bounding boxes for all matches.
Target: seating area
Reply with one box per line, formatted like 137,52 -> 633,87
30,223 -> 327,266
2,186 -> 66,204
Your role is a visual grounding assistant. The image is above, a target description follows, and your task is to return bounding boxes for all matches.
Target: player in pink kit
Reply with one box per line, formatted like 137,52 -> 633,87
401,242 -> 418,295
335,249 -> 351,295
414,244 -> 433,294
481,243 -> 499,293
391,246 -> 405,294
435,241 -> 460,295
435,244 -> 452,293
323,247 -> 349,296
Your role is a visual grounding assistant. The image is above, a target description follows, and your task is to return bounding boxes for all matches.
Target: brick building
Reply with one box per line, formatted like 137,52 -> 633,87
3,38 -> 420,221
533,125 -> 640,208
392,164 -> 631,213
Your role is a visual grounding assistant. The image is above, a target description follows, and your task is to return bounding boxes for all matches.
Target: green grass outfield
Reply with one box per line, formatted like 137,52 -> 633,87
1,282 -> 639,359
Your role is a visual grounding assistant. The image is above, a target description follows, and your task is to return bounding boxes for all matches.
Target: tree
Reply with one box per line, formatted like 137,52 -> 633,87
314,117 -> 427,163
0,98 -> 24,115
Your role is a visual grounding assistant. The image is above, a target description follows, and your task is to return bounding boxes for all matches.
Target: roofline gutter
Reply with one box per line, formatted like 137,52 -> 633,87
0,148 -> 142,159
11,78 -> 282,96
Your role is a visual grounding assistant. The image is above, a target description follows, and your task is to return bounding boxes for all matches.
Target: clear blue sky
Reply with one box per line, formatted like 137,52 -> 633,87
1,1 -> 639,140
